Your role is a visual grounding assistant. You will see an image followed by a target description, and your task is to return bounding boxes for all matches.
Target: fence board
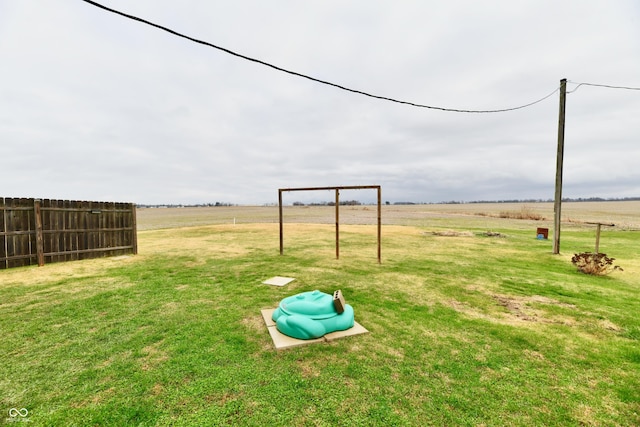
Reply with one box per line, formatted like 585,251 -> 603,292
0,198 -> 137,269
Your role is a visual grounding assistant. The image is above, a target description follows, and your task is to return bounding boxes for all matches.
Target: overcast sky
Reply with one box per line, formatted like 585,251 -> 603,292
2,1 -> 639,205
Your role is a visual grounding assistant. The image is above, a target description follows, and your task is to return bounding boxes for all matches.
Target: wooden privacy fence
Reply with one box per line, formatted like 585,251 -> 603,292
1,198 -> 137,269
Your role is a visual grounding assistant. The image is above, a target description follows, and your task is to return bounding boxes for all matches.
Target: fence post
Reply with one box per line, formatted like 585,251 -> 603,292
34,199 -> 45,266
2,197 -> 7,269
131,203 -> 138,255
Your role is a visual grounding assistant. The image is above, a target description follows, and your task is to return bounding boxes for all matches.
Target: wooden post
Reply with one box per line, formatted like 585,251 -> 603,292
335,189 -> 340,259
278,189 -> 284,255
586,222 -> 614,254
2,198 -> 7,269
553,78 -> 567,254
34,199 -> 45,266
131,203 -> 138,255
377,186 -> 381,264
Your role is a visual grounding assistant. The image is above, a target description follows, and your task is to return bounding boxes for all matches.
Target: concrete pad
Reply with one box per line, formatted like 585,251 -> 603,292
261,308 -> 369,350
262,276 -> 296,286
267,325 -> 326,350
325,321 -> 369,341
260,308 -> 276,327
263,308 -> 322,349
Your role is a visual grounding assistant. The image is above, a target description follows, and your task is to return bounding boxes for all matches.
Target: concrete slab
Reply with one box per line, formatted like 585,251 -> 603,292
325,321 -> 369,341
262,276 -> 295,286
261,308 -> 369,350
267,325 -> 326,350
260,308 -> 276,327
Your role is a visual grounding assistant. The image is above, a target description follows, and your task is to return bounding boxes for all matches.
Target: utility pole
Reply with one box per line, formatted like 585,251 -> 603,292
553,78 -> 567,254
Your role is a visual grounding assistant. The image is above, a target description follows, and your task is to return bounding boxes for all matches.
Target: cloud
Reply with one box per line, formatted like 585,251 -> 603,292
1,1 -> 639,204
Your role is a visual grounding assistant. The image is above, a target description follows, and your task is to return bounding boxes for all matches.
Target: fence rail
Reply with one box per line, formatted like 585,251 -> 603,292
1,198 -> 137,269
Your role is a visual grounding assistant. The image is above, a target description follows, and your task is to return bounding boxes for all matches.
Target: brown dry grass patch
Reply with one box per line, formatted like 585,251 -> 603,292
139,340 -> 169,371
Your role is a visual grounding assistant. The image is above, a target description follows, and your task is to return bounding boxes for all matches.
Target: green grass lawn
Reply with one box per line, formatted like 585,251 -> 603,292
1,215 -> 639,426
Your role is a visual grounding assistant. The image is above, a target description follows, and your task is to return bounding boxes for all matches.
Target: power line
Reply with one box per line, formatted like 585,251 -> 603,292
567,81 -> 640,94
81,0 -> 558,113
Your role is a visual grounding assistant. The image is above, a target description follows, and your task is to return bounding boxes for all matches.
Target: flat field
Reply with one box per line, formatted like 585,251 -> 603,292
1,202 -> 639,426
137,201 -> 640,230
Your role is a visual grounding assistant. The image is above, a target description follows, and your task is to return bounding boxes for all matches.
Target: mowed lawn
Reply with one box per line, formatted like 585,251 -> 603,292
1,204 -> 639,426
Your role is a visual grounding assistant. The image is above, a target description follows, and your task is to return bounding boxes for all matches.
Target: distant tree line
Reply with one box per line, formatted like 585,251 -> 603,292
292,200 -> 362,206
561,196 -> 640,202
137,202 -> 236,208
453,196 -> 640,204
138,196 -> 640,209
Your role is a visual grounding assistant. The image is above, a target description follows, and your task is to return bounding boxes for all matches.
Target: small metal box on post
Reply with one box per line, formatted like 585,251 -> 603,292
536,227 -> 549,240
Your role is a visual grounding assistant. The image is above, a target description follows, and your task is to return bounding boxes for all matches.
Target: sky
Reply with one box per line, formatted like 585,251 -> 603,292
1,1 -> 639,205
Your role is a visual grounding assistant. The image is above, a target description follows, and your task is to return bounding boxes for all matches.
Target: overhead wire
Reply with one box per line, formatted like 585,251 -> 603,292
81,0 -> 559,113
567,81 -> 640,94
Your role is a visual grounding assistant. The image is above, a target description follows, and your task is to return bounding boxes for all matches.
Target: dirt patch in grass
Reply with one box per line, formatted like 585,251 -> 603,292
429,230 -> 475,237
296,359 -> 321,379
495,295 -> 548,321
597,319 -> 622,332
151,383 -> 164,396
492,294 -> 580,325
448,294 -> 582,327
523,349 -> 546,360
481,231 -> 507,238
